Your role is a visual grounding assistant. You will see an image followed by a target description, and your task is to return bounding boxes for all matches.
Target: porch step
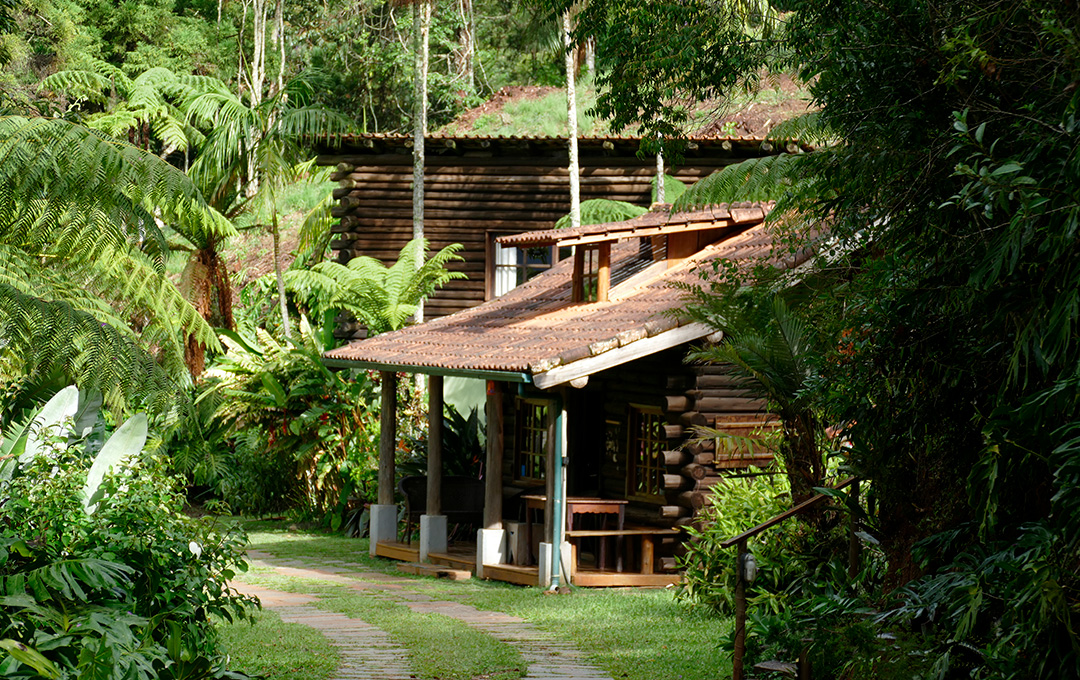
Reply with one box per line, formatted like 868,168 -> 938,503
480,563 -> 540,586
396,562 -> 473,580
428,551 -> 476,573
569,571 -> 680,588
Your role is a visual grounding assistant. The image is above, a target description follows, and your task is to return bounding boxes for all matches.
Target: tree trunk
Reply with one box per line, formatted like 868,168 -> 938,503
564,11 -> 580,229
456,0 -> 475,93
250,0 -> 267,107
271,207 -> 291,337
273,0 -> 285,96
412,0 -> 431,323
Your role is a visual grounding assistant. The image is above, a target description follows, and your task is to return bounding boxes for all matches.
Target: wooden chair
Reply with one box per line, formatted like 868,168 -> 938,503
398,475 -> 485,544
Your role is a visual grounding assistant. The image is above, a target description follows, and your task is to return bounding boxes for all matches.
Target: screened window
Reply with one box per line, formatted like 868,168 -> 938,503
628,407 -> 665,498
515,399 -> 549,481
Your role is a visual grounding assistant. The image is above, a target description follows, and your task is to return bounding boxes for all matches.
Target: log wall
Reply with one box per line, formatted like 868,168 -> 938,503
319,136 -> 782,335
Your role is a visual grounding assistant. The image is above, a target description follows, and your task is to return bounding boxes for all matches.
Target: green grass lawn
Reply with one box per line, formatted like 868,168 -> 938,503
221,520 -> 732,680
218,609 -> 339,680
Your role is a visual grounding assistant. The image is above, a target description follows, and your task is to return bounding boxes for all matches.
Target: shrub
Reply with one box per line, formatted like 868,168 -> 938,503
0,387 -> 256,679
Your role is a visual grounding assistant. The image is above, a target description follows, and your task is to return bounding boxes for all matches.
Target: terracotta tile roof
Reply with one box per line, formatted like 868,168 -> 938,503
324,209 -> 806,381
496,202 -> 776,248
323,132 -> 783,144
313,133 -> 813,156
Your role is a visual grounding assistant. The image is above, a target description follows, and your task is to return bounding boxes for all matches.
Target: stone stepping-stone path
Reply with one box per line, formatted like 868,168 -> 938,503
234,550 -> 613,680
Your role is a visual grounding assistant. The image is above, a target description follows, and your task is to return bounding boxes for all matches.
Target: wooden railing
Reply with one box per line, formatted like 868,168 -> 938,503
719,477 -> 859,680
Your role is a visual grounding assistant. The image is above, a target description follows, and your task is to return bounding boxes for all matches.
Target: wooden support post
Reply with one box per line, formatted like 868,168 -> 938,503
641,535 -> 655,575
733,538 -> 748,680
544,403 -> 557,542
572,247 -> 585,303
484,381 -> 504,529
596,242 -> 610,302
427,375 -> 443,516
378,371 -> 398,506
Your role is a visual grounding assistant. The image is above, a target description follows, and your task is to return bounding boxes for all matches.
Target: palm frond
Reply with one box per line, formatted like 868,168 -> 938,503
295,190 -> 335,266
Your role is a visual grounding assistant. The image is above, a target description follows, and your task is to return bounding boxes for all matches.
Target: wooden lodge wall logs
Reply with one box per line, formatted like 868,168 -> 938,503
316,136 -> 778,332
654,357 -> 782,523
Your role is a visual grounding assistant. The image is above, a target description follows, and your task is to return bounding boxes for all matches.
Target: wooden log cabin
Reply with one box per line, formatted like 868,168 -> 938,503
316,133 -> 799,333
323,204 -> 811,587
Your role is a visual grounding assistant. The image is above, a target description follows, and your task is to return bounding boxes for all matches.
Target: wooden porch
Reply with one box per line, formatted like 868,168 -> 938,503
373,534 -> 680,588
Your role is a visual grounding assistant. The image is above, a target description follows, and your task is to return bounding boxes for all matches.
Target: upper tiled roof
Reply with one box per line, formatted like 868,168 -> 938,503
497,203 -> 776,248
324,204 -> 807,383
313,133 -> 811,157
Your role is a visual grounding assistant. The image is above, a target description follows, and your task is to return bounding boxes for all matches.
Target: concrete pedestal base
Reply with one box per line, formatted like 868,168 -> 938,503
475,528 -> 507,579
369,504 -> 398,557
538,542 -> 552,587
537,541 -> 574,588
419,514 -> 448,563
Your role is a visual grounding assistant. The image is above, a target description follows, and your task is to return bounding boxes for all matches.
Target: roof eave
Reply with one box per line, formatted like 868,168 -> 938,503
531,321 -> 715,390
323,357 -> 532,383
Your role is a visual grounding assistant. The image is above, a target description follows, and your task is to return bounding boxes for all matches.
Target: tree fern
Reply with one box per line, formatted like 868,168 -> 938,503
0,285 -> 180,415
0,117 -> 230,412
285,238 -> 465,336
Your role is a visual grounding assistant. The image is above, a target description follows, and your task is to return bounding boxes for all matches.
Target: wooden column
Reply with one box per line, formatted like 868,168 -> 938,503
572,248 -> 585,302
484,381 -> 504,528
426,375 -> 443,516
544,402 -> 557,542
596,242 -> 610,302
378,371 -> 398,506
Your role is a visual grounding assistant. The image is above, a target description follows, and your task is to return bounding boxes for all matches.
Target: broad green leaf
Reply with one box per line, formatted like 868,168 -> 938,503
82,413 -> 148,514
0,639 -> 63,679
21,386 -> 79,463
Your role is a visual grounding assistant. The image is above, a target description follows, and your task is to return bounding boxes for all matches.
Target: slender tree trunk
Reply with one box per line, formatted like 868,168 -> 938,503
564,11 -> 580,229
412,0 -> 431,323
271,207 -> 291,337
655,138 -> 666,204
273,0 -> 285,96
456,0 -> 474,93
250,0 -> 267,107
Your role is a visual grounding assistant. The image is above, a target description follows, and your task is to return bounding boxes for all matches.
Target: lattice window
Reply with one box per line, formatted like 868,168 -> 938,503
628,406 -> 665,498
491,240 -> 558,297
515,399 -> 549,481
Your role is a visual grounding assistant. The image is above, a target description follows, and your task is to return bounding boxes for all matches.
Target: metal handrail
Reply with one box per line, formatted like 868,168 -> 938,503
720,476 -> 856,549
722,476 -> 859,680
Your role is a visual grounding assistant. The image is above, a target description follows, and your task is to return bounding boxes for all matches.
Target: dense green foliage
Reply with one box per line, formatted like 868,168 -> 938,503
0,116 -> 228,414
551,0 -> 1080,676
0,388 -> 255,678
4,0 -> 567,131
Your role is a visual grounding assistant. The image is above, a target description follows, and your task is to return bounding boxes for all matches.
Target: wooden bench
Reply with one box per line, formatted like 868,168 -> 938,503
565,527 -> 681,575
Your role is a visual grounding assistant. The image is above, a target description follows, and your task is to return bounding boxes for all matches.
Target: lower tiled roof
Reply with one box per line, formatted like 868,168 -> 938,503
324,221 -> 800,380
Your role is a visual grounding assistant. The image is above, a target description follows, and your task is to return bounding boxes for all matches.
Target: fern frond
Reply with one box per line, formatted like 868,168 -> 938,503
766,112 -> 836,148
674,153 -> 807,209
554,199 -> 648,229
652,174 -> 689,203
0,284 -> 180,414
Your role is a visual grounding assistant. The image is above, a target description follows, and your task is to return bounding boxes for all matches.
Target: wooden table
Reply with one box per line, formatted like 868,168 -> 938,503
521,495 -> 628,569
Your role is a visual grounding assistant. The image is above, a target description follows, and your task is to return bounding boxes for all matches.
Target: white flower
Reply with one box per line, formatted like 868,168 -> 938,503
189,541 -> 203,559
